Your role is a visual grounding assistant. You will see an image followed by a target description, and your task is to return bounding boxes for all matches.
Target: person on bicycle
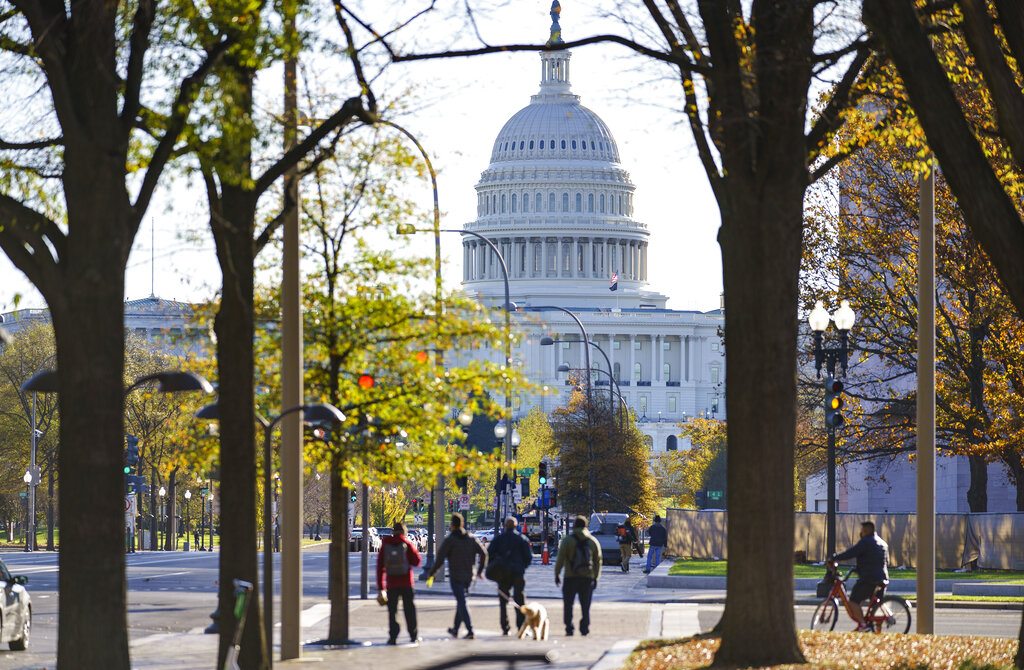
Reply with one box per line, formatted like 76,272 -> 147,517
828,520 -> 889,632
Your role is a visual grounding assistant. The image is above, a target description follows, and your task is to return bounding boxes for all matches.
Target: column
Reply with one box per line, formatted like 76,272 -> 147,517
556,238 -> 564,277
541,239 -> 548,277
655,334 -> 662,382
629,335 -> 636,384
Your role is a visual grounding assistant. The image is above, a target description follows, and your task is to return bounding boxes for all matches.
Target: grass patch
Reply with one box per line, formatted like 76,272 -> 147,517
626,630 -> 1017,670
669,558 -> 1024,583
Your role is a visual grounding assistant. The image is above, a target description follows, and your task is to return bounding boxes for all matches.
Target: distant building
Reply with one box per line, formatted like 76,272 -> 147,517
450,7 -> 725,453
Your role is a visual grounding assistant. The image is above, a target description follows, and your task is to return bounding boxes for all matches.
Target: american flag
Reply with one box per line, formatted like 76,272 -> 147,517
609,272 -> 618,291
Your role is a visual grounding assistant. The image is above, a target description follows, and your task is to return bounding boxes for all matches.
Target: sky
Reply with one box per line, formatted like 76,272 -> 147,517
0,2 -> 724,314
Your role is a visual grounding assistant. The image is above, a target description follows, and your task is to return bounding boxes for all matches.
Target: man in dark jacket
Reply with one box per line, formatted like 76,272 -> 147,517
487,516 -> 533,635
644,515 -> 668,574
554,515 -> 601,636
376,521 -> 422,645
828,520 -> 889,632
427,513 -> 488,639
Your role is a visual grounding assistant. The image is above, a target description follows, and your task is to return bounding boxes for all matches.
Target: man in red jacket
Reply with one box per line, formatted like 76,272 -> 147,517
377,520 -> 422,644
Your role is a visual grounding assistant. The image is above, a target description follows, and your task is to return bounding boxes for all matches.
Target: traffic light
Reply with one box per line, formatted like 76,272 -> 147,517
538,461 -> 548,486
124,435 -> 140,474
448,499 -> 455,512
411,497 -> 418,512
824,377 -> 845,428
455,475 -> 468,492
695,490 -> 707,509
520,477 -> 530,497
548,489 -> 557,507
358,374 -> 374,390
349,491 -> 357,503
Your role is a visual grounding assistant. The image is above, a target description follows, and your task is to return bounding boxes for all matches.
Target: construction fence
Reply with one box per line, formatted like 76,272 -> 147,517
665,509 -> 1024,570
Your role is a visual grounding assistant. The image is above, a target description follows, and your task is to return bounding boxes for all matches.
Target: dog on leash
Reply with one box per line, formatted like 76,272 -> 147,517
516,601 -> 549,641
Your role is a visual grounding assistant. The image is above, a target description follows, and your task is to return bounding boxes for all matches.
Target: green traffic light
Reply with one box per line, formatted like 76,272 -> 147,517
123,466 -> 131,475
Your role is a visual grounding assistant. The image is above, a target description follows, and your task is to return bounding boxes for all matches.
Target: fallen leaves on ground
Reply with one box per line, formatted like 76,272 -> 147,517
626,630 -> 1017,669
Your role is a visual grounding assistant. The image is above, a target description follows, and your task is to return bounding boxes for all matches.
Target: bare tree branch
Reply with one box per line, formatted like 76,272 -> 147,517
120,0 -> 155,133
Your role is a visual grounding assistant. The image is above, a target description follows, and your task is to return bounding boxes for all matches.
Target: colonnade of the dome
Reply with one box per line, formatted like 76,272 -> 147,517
476,187 -> 634,218
462,235 -> 648,283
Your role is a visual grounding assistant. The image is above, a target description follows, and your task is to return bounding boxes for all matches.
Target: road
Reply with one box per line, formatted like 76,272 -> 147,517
0,546 -> 1018,668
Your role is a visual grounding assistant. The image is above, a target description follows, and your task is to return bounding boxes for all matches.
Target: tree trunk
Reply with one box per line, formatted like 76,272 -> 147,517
327,454 -> 350,641
213,186 -> 268,670
166,471 -> 177,551
967,455 -> 988,512
1001,451 -> 1024,511
51,263 -> 131,667
710,2 -> 811,665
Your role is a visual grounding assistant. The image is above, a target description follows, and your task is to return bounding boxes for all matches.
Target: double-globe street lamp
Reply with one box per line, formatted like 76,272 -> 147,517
195,400 -> 345,659
808,299 -> 856,559
21,369 -> 213,552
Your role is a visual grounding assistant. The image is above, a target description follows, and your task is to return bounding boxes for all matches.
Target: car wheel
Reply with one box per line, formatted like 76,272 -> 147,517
9,608 -> 30,651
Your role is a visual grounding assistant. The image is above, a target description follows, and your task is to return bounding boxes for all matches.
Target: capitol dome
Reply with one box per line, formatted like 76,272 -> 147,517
463,21 -> 665,309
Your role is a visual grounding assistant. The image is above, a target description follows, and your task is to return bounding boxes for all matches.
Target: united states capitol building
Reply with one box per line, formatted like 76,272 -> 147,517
452,7 -> 726,453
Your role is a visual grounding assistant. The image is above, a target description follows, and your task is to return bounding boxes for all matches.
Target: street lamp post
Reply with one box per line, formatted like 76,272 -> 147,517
185,490 -> 192,551
22,470 -> 31,551
195,400 -> 345,662
158,487 -> 166,551
557,365 -> 628,429
808,299 -> 856,559
273,473 -> 281,552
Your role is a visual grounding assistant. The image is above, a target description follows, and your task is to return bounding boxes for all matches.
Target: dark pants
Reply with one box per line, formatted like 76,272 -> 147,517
562,577 -> 593,635
451,580 -> 472,633
386,586 -> 417,642
497,573 -> 526,632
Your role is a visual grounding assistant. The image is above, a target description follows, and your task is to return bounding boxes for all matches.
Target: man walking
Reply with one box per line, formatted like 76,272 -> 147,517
644,514 -> 667,574
487,516 -> 533,635
427,513 -> 488,639
554,515 -> 601,636
376,521 -> 421,645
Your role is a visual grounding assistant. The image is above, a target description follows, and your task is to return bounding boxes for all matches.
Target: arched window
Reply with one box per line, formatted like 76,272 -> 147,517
511,194 -> 517,213
540,140 -> 545,149
536,193 -> 543,212
591,141 -> 596,150
549,193 -> 556,212
634,362 -> 642,381
571,140 -> 577,150
522,192 -> 529,212
519,141 -> 525,150
618,195 -> 623,215
551,138 -> 555,150
613,362 -> 621,381
639,395 -> 648,413
600,194 -> 605,213
663,363 -> 671,380
562,193 -> 569,212
492,195 -> 497,213
504,142 -> 508,151
501,194 -> 506,213
666,435 -> 678,451
575,193 -> 582,212
529,140 -> 534,150
581,141 -> 587,151
561,140 -> 566,149
644,435 -> 654,451
588,193 -> 594,212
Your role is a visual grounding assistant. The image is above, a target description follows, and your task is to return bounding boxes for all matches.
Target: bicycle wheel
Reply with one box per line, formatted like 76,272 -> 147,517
876,595 -> 912,633
810,598 -> 839,631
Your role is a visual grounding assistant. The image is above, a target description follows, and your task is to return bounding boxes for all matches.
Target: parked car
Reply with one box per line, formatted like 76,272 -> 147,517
476,528 -> 495,544
0,558 -> 31,650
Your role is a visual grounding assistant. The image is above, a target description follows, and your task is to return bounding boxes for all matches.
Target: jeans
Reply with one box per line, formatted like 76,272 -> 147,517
451,580 -> 472,633
562,577 -> 593,635
386,586 -> 417,642
497,573 -> 526,632
645,545 -> 664,572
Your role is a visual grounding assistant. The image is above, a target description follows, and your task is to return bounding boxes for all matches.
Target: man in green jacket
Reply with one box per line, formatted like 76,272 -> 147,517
554,515 -> 601,636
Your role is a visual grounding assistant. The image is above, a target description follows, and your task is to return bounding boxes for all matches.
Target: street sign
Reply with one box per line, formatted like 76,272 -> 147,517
512,487 -> 522,503
708,490 -> 724,501
519,468 -> 535,476
458,494 -> 470,511
414,514 -> 423,524
423,491 -> 432,504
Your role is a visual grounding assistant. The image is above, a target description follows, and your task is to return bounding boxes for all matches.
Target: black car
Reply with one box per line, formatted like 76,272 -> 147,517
0,558 -> 30,650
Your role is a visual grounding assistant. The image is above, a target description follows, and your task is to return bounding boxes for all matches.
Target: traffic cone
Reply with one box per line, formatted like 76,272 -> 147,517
542,544 -> 549,565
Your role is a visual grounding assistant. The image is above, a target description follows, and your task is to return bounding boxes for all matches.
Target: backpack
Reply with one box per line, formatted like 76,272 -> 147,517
569,536 -> 591,576
383,541 -> 409,576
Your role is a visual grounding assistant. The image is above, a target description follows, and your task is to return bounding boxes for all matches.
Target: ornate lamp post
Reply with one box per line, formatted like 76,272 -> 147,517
808,299 -> 856,559
22,470 -> 32,551
184,490 -> 192,551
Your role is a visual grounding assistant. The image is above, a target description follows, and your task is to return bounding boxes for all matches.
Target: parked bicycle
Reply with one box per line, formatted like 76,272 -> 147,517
810,561 -> 912,633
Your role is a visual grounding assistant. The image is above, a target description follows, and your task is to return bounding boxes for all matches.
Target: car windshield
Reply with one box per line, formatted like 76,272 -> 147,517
589,513 -> 628,533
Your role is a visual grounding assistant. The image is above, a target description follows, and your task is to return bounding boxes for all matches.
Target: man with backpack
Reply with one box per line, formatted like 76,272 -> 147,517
554,515 -> 601,636
427,512 -> 488,639
487,516 -> 534,635
376,520 -> 422,645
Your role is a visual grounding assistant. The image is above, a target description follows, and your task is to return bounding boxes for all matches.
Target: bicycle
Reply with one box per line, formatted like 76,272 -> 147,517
810,561 -> 912,634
